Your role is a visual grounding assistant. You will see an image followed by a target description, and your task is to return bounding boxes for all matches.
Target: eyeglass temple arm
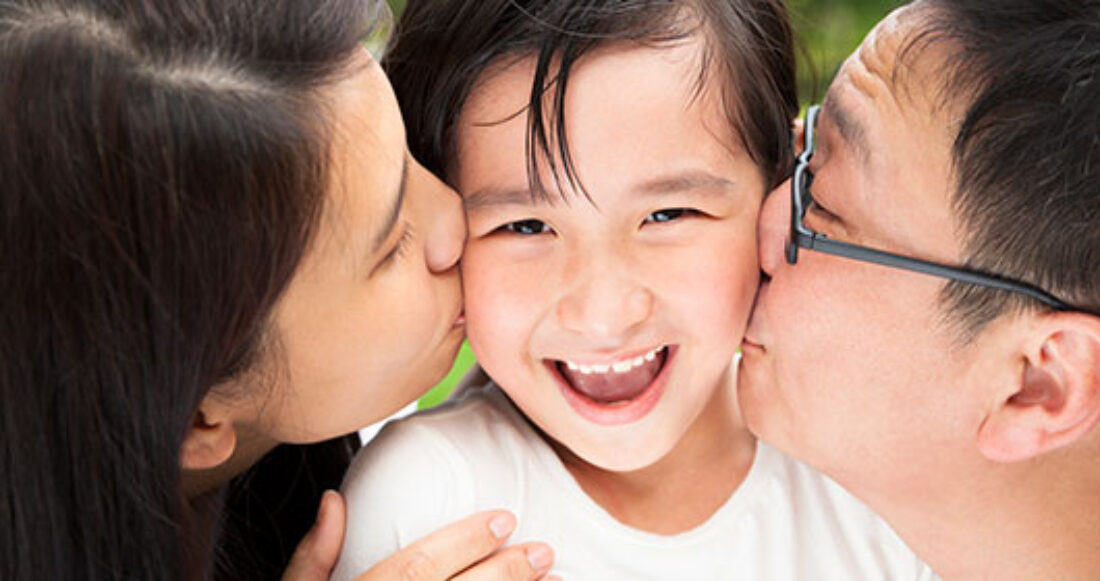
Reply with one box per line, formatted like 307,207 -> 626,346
797,232 -> 1074,311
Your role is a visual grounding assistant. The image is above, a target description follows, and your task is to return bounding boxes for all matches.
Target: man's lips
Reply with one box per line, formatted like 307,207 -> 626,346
741,336 -> 765,352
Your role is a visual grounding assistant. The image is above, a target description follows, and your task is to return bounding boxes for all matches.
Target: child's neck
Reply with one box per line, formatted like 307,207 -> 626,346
550,362 -> 756,535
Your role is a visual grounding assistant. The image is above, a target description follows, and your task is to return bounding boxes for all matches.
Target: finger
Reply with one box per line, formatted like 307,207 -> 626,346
282,490 -> 347,581
450,542 -> 554,581
356,510 -> 518,581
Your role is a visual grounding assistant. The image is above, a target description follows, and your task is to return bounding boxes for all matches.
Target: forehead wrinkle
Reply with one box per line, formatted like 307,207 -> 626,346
842,5 -> 935,112
826,10 -> 931,171
847,43 -> 898,109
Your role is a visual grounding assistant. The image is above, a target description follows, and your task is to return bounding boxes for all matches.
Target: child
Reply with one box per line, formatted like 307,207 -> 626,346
334,1 -> 936,578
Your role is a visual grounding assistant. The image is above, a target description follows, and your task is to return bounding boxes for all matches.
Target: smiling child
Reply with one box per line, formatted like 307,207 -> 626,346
333,1 -> 935,579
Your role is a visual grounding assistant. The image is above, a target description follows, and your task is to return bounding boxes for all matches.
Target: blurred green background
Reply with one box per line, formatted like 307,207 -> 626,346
382,0 -> 906,409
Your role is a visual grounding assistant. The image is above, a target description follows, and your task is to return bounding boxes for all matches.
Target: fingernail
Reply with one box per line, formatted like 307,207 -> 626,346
489,512 -> 515,539
526,544 -> 553,571
316,490 -> 335,526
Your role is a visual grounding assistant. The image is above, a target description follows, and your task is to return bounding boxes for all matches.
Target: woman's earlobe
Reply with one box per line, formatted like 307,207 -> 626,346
180,405 -> 238,471
977,313 -> 1100,463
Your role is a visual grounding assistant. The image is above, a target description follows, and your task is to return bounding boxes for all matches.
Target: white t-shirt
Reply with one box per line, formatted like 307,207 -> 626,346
333,384 -> 937,580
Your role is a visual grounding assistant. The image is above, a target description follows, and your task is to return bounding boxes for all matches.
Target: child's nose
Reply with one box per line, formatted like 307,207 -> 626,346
556,266 -> 653,341
758,182 -> 791,278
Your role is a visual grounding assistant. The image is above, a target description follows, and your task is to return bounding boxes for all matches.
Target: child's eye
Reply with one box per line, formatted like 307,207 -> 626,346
644,208 -> 697,224
501,219 -> 551,235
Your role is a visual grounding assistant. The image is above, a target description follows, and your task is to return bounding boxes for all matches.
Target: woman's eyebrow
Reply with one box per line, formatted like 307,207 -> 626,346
370,156 -> 408,254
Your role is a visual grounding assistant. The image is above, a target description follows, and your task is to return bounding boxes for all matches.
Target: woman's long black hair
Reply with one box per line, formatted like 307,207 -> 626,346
0,0 -> 381,577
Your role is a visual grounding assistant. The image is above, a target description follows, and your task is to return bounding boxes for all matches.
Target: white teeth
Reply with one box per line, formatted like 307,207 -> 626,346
563,346 -> 665,375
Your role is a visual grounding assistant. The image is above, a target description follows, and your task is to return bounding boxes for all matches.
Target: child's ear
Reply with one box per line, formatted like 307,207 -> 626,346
977,312 -> 1100,463
180,395 -> 238,471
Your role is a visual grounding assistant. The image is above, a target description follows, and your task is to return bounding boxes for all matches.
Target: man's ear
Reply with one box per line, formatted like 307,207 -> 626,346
180,395 -> 238,471
977,312 -> 1100,463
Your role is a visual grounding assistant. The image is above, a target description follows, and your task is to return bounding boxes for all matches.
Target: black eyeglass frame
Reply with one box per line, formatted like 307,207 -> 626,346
787,104 -> 1084,314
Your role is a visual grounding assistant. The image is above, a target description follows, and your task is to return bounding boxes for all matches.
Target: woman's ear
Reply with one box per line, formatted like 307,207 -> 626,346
977,312 -> 1100,463
180,397 -> 238,471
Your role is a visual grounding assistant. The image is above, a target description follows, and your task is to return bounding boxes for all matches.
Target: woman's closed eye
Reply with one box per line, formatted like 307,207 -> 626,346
372,226 -> 413,275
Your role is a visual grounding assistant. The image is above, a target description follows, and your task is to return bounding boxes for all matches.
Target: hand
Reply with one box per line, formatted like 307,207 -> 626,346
283,490 -> 558,581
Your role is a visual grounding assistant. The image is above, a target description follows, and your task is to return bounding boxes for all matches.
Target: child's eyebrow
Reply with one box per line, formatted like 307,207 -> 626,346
463,186 -> 548,211
463,170 -> 736,211
633,170 -> 737,198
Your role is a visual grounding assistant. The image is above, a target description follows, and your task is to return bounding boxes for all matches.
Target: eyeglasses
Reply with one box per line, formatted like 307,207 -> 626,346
788,103 -> 1084,313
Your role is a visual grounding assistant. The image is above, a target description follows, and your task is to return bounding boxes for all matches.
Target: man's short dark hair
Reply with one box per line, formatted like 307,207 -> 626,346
912,0 -> 1099,334
384,0 -> 798,198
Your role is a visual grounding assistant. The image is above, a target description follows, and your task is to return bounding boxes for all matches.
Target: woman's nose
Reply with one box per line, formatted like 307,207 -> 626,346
758,182 -> 792,278
416,163 -> 466,274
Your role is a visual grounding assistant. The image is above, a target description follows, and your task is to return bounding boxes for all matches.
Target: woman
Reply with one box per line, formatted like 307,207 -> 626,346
0,0 -> 551,578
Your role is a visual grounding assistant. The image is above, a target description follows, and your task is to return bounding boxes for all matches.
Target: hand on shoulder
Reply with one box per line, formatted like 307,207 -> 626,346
283,491 -> 557,581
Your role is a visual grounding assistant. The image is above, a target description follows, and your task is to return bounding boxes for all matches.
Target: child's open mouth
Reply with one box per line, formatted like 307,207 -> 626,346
547,346 -> 673,425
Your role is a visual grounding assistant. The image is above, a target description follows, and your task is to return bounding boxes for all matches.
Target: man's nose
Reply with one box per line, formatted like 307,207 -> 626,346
556,255 -> 653,341
758,182 -> 792,278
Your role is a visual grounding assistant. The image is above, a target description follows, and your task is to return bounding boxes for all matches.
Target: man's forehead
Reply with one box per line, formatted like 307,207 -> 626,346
822,3 -> 962,154
816,2 -> 963,262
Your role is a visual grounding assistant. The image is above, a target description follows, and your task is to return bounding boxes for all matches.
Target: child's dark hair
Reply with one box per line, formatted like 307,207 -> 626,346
385,0 -> 798,198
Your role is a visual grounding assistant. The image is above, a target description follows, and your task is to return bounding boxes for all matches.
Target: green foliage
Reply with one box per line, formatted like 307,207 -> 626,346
789,0 -> 904,99
418,341 -> 477,409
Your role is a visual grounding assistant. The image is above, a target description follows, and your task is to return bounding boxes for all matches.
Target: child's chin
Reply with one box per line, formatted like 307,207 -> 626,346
563,433 -> 676,473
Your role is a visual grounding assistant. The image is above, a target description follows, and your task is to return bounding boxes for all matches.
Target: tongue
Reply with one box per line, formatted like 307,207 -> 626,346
560,352 -> 664,404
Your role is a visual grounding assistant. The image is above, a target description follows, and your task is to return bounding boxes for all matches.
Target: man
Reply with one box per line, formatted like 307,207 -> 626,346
739,0 -> 1100,578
